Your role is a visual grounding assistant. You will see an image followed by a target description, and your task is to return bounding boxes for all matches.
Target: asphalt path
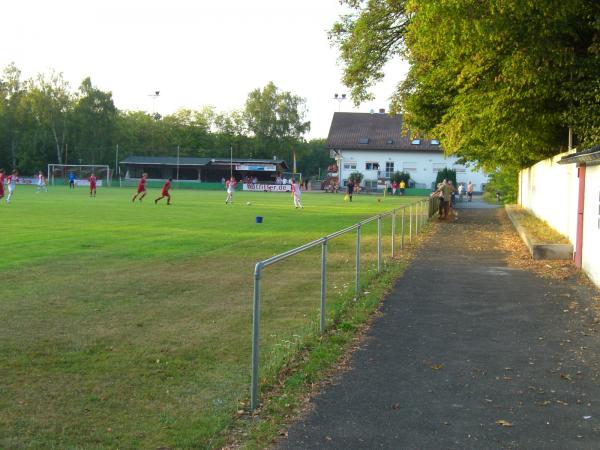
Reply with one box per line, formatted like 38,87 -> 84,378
278,206 -> 600,449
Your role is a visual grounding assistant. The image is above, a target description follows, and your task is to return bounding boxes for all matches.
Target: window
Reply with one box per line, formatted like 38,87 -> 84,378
432,163 -> 447,172
385,162 -> 394,178
343,162 -> 357,171
453,165 -> 467,173
431,139 -> 440,145
411,139 -> 421,145
365,162 -> 380,171
359,137 -> 369,144
403,162 -> 417,172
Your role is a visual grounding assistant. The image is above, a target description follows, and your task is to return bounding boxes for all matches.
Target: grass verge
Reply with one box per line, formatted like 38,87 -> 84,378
223,228 -> 427,449
506,206 -> 570,244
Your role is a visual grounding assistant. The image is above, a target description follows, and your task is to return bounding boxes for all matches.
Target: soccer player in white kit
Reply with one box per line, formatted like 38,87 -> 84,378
291,179 -> 303,208
225,176 -> 236,204
36,170 -> 48,193
6,170 -> 18,203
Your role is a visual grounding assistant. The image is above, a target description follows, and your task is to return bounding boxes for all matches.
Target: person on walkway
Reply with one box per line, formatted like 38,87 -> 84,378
457,183 -> 464,202
432,182 -> 446,218
466,181 -> 474,202
155,178 -> 172,205
346,179 -> 355,202
391,181 -> 398,196
399,180 -> 406,195
291,179 -> 303,208
447,180 -> 458,219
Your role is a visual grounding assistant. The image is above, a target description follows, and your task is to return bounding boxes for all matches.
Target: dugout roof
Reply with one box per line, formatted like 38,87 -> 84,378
120,156 -> 289,170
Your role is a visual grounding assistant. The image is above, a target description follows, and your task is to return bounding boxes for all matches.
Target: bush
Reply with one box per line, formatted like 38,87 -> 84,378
483,167 -> 518,204
435,168 -> 457,187
348,172 -> 363,184
390,171 -> 410,185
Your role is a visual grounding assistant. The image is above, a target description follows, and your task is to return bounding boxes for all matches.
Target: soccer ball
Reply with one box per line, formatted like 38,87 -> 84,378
246,201 -> 251,206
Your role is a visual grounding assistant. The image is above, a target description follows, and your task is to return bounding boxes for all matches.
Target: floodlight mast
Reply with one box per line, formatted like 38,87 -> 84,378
333,93 -> 347,112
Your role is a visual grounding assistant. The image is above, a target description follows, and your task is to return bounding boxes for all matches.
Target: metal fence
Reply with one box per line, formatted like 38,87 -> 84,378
250,197 -> 439,409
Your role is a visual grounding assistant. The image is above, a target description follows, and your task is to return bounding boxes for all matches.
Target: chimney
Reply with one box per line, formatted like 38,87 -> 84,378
378,108 -> 385,114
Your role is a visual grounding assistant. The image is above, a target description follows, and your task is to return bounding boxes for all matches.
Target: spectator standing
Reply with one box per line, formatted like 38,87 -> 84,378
399,180 -> 406,195
467,181 -> 474,202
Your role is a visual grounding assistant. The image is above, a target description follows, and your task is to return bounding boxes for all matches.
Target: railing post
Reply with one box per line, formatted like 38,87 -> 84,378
401,208 -> 405,250
320,240 -> 327,334
250,263 -> 262,410
409,205 -> 413,243
391,210 -> 396,258
355,224 -> 361,297
377,215 -> 382,272
416,202 -> 419,235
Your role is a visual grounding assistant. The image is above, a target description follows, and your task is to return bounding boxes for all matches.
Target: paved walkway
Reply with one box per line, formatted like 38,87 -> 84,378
279,206 -> 600,449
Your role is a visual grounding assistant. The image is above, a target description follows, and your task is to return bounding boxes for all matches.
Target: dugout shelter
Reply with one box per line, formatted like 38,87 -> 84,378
119,156 -> 289,183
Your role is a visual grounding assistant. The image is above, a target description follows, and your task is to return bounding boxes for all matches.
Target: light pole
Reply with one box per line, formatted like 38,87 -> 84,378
148,90 -> 160,150
333,93 -> 347,112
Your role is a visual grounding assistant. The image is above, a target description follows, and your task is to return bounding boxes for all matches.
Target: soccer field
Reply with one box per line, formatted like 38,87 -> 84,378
0,185 -> 423,449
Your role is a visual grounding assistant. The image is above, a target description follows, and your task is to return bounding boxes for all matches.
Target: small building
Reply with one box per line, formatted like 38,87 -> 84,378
120,156 -> 289,183
326,111 -> 488,191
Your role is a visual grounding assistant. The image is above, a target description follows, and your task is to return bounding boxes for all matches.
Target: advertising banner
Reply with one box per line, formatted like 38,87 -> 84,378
242,183 -> 291,192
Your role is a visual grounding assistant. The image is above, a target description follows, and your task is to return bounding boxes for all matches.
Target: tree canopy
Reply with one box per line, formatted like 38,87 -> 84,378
331,0 -> 600,169
0,69 -> 325,177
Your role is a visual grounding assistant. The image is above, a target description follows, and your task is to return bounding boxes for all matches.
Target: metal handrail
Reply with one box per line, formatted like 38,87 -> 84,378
250,197 -> 435,409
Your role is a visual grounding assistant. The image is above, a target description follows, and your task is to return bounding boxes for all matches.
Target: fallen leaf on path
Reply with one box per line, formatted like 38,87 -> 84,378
430,363 -> 444,370
495,419 -> 513,427
536,400 -> 551,406
391,403 -> 401,410
561,373 -> 573,381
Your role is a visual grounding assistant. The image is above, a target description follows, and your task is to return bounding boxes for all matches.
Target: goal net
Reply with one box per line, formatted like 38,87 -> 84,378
48,164 -> 111,187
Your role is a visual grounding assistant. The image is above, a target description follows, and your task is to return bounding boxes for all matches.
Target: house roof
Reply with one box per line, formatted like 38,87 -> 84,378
120,156 -> 289,170
326,112 -> 442,152
558,144 -> 600,165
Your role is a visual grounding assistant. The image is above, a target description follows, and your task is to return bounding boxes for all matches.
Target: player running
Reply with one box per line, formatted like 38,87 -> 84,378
225,176 -> 236,204
291,178 -> 303,209
89,173 -> 97,197
0,169 -> 5,201
132,173 -> 148,202
155,178 -> 172,205
36,170 -> 48,193
6,170 -> 18,204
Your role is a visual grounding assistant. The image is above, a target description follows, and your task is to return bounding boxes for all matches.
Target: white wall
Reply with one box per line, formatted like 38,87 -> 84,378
519,152 -> 600,288
583,164 -> 600,286
338,150 -> 488,191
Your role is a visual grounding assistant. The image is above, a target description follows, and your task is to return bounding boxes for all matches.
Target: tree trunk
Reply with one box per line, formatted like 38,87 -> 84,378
10,139 -> 17,168
51,127 -> 63,164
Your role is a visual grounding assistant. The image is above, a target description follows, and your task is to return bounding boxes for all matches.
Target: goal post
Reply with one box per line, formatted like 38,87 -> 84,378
48,164 -> 111,187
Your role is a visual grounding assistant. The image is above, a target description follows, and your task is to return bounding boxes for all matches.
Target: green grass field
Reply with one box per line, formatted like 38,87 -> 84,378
0,185 -> 424,449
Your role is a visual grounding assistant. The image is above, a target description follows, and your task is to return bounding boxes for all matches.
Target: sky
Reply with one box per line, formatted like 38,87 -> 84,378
1,0 -> 408,139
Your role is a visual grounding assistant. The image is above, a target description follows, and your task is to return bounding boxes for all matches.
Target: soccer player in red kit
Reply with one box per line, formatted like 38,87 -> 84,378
0,169 -> 5,201
132,173 -> 148,202
89,173 -> 97,197
155,178 -> 172,205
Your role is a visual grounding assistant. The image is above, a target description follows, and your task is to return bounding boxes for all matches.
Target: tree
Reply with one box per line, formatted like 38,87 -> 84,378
243,81 -> 310,159
348,171 -> 363,184
331,0 -> 600,169
435,169 -> 457,188
390,171 -> 410,185
71,77 -> 117,164
0,63 -> 26,169
27,71 -> 72,164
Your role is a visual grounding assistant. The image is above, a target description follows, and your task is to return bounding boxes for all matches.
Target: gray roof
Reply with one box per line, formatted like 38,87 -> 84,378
120,156 -> 289,169
326,112 -> 442,152
558,144 -> 600,165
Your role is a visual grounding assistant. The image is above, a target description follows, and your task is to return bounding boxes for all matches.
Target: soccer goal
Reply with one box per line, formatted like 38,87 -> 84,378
48,164 -> 111,187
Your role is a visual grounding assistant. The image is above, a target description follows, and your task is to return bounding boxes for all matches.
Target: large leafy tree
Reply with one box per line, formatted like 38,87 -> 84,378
243,81 -> 310,159
331,0 -> 600,169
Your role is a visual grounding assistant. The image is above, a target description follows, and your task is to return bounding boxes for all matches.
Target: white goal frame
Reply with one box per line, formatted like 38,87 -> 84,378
48,164 -> 111,186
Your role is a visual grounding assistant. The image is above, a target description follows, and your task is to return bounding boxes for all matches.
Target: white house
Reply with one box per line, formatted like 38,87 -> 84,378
326,111 -> 488,191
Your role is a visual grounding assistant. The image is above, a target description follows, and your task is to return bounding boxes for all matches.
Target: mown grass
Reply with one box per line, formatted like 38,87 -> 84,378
0,186 -> 424,449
